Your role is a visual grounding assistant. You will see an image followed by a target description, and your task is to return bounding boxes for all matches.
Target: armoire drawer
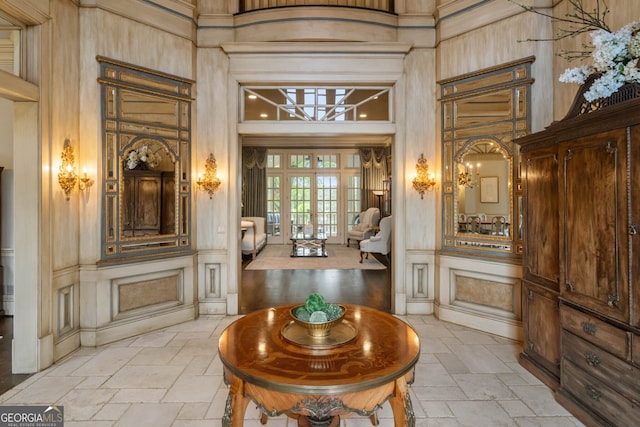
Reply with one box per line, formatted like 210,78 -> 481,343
562,330 -> 640,400
560,304 -> 628,359
561,358 -> 640,427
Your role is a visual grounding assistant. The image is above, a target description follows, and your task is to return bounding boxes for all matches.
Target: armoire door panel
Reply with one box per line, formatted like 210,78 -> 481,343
523,280 -> 560,375
524,151 -> 560,290
560,130 -> 629,322
134,176 -> 162,232
631,125 -> 640,328
123,171 -> 163,237
161,174 -> 175,235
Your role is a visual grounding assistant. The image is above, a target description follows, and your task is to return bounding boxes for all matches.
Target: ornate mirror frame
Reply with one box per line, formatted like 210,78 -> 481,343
439,57 -> 534,257
97,57 -> 194,261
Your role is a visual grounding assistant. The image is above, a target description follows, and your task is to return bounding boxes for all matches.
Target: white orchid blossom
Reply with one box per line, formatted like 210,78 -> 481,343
125,145 -> 161,170
560,20 -> 640,102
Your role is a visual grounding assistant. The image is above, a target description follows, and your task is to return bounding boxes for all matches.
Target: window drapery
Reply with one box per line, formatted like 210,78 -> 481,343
242,148 -> 267,217
359,148 -> 388,211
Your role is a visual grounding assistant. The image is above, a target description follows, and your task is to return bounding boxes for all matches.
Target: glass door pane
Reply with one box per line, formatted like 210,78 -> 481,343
316,174 -> 340,244
266,174 -> 282,244
346,174 -> 361,232
290,175 -> 312,236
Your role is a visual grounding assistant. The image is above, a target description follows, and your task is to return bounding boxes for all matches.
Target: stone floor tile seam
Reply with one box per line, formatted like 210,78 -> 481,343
0,315 -> 587,426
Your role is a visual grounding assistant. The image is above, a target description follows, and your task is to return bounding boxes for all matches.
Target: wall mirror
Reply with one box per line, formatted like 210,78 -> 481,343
98,57 -> 194,260
439,57 -> 534,257
455,138 -> 512,237
122,138 -> 175,237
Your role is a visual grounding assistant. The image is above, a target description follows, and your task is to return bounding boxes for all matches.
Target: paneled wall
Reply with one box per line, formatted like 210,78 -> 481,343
74,3 -> 198,356
5,0 -> 638,374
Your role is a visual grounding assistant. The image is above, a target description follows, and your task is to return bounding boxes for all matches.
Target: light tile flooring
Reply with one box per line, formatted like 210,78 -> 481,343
0,315 -> 584,427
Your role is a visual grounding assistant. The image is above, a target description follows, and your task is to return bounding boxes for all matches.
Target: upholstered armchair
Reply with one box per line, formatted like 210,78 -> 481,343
346,207 -> 380,247
360,215 -> 392,263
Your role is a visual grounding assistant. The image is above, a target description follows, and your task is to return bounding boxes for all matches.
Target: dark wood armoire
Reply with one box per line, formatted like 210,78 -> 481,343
122,169 -> 175,237
0,166 -> 3,317
516,79 -> 640,426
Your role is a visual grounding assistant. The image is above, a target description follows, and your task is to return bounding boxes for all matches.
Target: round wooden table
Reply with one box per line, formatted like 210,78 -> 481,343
218,304 -> 420,426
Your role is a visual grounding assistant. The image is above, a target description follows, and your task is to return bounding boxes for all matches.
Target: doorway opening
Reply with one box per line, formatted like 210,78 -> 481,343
239,140 -> 392,314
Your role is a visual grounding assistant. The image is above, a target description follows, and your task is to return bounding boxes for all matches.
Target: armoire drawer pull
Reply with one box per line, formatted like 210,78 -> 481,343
586,385 -> 601,401
585,352 -> 601,366
581,321 -> 597,335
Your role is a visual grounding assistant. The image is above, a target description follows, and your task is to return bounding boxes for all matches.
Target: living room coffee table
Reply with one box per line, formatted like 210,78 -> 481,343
290,232 -> 328,257
218,304 -> 420,426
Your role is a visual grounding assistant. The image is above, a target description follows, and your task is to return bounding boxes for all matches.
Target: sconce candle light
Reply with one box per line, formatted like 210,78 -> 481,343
79,167 -> 94,190
58,138 -> 93,200
458,163 -> 474,188
412,153 -> 436,199
197,153 -> 222,199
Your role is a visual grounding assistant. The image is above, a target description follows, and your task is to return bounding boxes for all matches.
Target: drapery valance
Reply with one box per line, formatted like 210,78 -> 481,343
242,148 -> 268,170
242,148 -> 267,217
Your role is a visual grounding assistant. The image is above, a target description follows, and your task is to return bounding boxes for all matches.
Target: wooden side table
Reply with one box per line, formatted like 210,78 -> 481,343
218,304 -> 420,426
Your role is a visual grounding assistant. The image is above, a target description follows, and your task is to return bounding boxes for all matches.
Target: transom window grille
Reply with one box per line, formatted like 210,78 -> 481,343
290,154 -> 312,168
242,86 -> 391,122
346,154 -> 361,169
267,154 -> 281,169
317,155 -> 338,168
0,21 -> 20,76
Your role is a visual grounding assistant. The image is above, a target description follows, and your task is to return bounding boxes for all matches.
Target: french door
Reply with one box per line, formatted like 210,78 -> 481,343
289,173 -> 341,244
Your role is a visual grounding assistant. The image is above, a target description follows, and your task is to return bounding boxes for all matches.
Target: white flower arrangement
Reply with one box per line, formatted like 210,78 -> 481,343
559,21 -> 640,102
125,145 -> 161,170
511,0 -> 640,102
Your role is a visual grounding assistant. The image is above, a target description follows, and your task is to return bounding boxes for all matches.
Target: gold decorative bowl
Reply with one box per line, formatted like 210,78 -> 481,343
290,305 -> 346,338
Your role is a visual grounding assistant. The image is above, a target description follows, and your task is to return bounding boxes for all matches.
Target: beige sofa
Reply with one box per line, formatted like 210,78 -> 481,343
241,217 -> 267,259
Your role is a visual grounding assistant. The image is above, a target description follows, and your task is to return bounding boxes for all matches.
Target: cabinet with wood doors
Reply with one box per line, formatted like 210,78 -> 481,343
0,166 -> 3,317
123,170 -> 175,237
515,79 -> 640,426
517,140 -> 561,390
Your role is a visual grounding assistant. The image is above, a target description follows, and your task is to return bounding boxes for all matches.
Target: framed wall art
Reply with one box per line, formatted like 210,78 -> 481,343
480,176 -> 499,203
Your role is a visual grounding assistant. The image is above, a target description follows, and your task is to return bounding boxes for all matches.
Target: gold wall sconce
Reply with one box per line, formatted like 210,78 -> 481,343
457,163 -> 474,188
197,153 -> 222,199
58,138 -> 93,200
412,153 -> 436,199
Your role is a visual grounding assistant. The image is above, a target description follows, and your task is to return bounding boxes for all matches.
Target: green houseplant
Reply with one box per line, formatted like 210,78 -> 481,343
291,293 -> 345,337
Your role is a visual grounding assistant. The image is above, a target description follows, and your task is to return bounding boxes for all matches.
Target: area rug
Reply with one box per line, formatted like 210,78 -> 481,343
245,244 -> 387,270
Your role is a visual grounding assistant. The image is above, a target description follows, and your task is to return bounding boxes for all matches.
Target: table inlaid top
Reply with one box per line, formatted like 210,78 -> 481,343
218,304 -> 420,395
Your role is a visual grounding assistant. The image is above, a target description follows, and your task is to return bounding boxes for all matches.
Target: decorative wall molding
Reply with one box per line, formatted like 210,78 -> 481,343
0,0 -> 50,25
437,254 -> 523,340
405,250 -> 435,315
80,0 -> 196,40
111,269 -> 185,321
204,262 -> 221,299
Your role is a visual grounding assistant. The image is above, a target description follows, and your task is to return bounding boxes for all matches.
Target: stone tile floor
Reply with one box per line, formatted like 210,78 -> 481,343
0,314 -> 584,426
